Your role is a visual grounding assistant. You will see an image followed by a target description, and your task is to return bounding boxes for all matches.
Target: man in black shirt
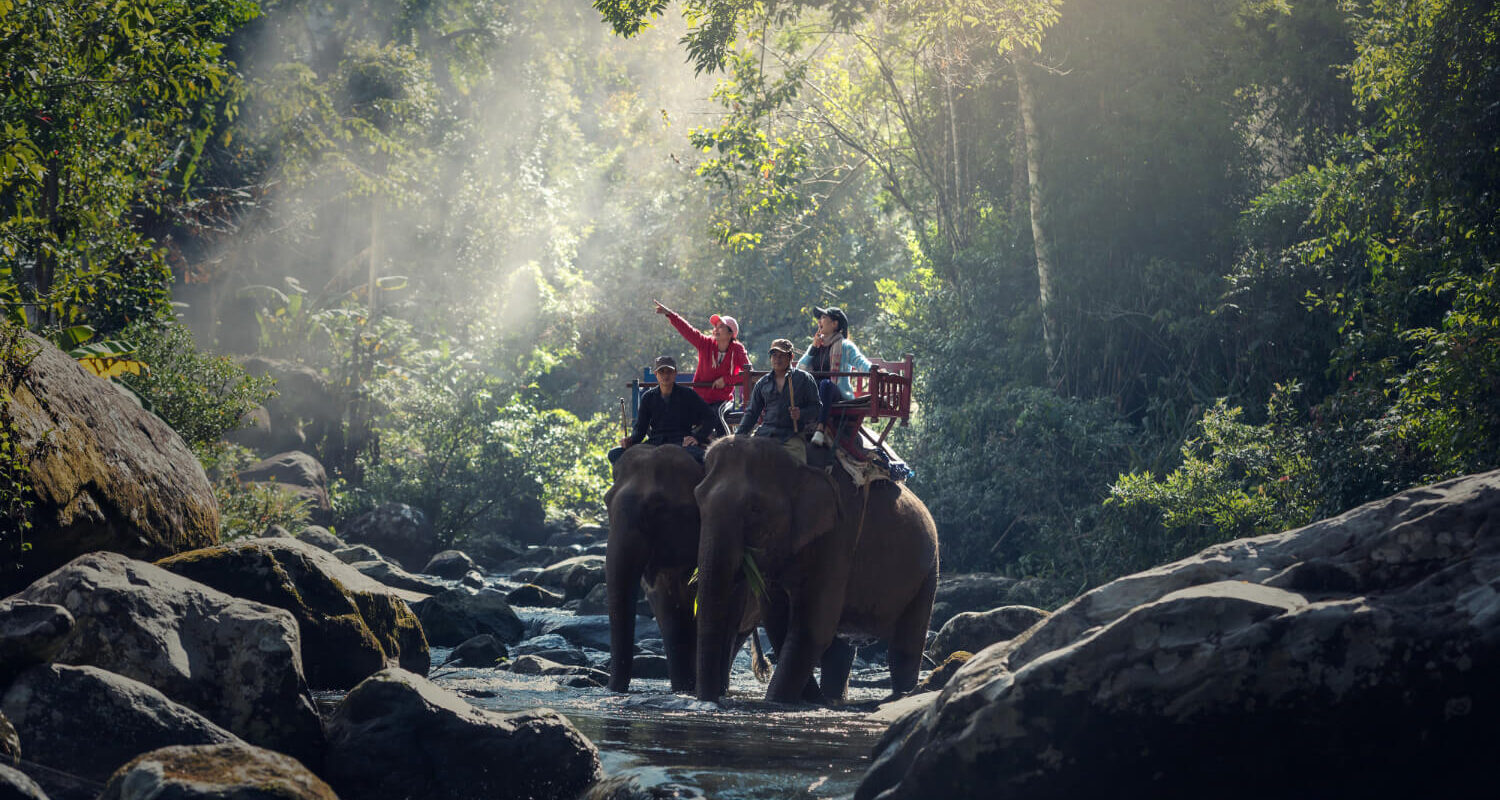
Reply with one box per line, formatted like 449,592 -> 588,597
610,355 -> 717,464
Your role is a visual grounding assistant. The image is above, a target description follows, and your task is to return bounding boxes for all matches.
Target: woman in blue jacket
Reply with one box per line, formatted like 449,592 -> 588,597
798,306 -> 879,447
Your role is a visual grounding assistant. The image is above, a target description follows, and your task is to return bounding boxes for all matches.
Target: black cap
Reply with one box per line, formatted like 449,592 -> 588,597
813,306 -> 849,335
653,355 -> 678,372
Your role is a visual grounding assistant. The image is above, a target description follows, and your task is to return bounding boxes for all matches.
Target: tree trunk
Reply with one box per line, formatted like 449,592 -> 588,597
1014,57 -> 1058,375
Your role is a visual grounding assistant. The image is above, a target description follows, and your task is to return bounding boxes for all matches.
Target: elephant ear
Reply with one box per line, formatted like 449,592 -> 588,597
787,467 -> 839,557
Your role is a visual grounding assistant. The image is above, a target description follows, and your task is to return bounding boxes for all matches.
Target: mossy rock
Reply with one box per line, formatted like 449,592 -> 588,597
159,538 -> 429,689
4,332 -> 217,594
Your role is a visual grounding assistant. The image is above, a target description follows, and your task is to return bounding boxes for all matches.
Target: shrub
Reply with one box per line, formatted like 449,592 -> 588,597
117,318 -> 275,453
1109,384 -> 1317,552
913,386 -> 1138,592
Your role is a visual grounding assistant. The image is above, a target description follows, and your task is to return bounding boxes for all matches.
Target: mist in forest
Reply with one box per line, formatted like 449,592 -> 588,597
194,0 -> 722,390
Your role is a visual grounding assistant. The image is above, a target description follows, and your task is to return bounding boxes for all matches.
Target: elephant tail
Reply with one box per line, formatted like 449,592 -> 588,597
750,628 -> 772,684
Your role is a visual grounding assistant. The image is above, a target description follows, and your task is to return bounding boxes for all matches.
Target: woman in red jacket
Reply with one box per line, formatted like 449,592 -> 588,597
654,300 -> 751,431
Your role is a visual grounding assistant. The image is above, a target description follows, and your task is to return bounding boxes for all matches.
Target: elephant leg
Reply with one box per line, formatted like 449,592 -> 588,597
762,590 -> 822,702
819,637 -> 856,704
765,592 -> 841,704
887,570 -> 938,698
605,537 -> 645,693
651,571 -> 697,693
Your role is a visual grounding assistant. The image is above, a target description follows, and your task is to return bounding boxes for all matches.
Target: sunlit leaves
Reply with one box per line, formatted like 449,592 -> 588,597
0,0 -> 259,328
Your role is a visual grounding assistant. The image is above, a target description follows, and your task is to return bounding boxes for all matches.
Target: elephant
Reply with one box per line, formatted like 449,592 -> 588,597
604,444 -> 704,692
693,436 -> 939,704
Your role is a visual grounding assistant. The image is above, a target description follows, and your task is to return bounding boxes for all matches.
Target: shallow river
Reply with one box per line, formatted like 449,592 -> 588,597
416,602 -> 902,799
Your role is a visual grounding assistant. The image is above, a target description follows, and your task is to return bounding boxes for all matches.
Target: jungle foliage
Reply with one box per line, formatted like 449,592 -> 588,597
2,0 -> 1496,602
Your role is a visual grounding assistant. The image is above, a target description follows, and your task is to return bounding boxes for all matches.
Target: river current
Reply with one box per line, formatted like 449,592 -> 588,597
362,588 -> 908,799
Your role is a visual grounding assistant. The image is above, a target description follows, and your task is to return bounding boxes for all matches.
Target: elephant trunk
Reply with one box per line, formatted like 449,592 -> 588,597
694,524 -> 742,702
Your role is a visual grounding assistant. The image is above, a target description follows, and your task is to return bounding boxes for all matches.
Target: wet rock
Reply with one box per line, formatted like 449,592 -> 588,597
459,571 -> 485,588
927,573 -> 1022,629
538,614 -> 658,652
532,555 -> 606,601
507,655 -> 609,685
11,553 -> 323,769
575,583 -> 609,616
562,674 -> 605,689
0,764 -> 46,800
259,525 -> 293,539
858,469 -> 1500,800
0,601 -> 73,686
1,332 -> 218,595
511,567 -> 543,583
332,544 -> 381,564
237,452 -> 332,526
157,538 -> 430,688
340,503 -> 439,571
414,587 -> 524,646
927,605 -> 1048,662
441,635 -> 507,668
915,651 -> 971,693
584,541 -> 609,557
422,550 -> 477,579
351,560 -> 447,595
628,655 -> 670,681
324,668 -> 601,800
296,526 -> 343,553
577,523 -> 607,540
2,664 -> 241,794
100,743 -> 338,800
532,648 -> 592,668
505,583 -> 564,608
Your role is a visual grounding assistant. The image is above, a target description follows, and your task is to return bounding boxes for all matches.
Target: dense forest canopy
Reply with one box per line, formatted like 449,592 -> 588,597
3,0 -> 1496,606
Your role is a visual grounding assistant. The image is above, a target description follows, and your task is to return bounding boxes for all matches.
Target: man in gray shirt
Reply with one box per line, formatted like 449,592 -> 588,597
736,338 -> 822,464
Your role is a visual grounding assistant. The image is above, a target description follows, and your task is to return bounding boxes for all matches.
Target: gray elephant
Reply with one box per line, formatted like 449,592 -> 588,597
693,436 -> 939,703
604,444 -> 704,692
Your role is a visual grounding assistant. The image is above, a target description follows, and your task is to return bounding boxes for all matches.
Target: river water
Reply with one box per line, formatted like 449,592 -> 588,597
419,600 -> 903,800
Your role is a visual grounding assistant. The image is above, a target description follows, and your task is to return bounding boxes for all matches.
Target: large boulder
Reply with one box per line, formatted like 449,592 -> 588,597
926,605 -> 1048,662
11,553 -> 323,768
531,555 -> 606,601
340,504 -> 439,571
857,469 -> 1500,800
0,601 -> 73,687
99,743 -> 338,800
156,538 -> 429,688
324,668 -> 600,800
2,332 -> 218,595
414,587 -> 524,647
2,664 -> 241,797
235,452 -> 332,526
